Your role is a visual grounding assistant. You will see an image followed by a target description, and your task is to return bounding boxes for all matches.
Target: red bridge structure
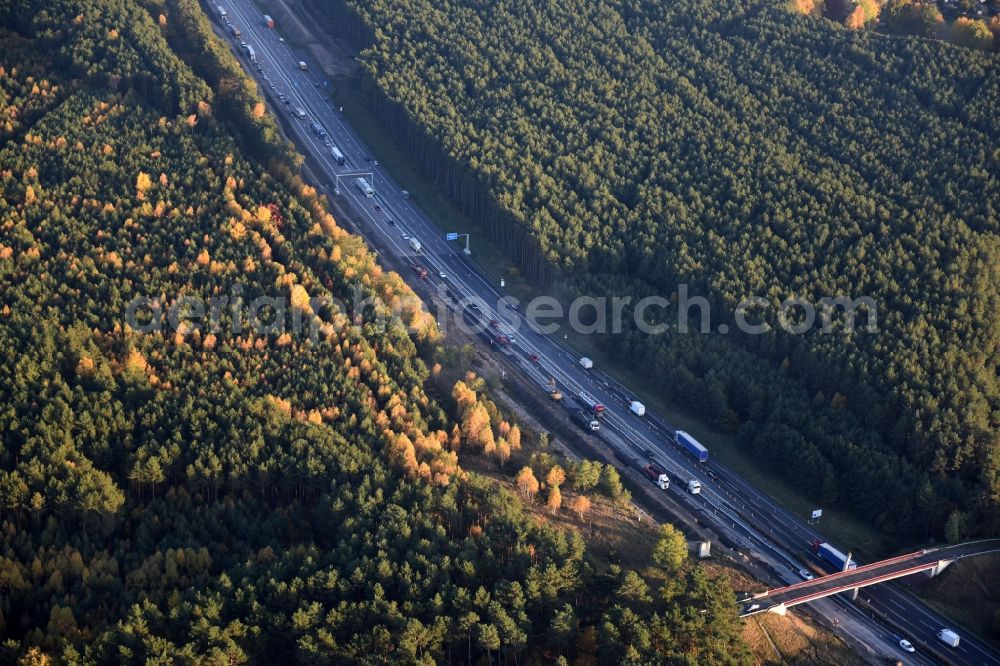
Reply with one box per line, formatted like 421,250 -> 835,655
743,540 -> 1000,617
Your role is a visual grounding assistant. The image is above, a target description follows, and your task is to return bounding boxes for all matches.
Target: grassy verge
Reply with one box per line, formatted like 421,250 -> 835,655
329,72 -> 896,560
912,552 -> 1000,650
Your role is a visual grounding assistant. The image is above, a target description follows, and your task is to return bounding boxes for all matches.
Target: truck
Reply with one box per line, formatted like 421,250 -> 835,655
687,479 -> 702,495
409,237 -> 422,252
231,25 -> 241,37
356,177 -> 374,197
579,357 -> 593,369
262,14 -> 274,28
643,462 -> 670,490
309,122 -> 327,138
810,540 -> 857,572
629,400 -> 646,416
294,107 -> 307,120
573,410 -> 601,432
330,146 -> 346,165
216,5 -> 227,19
936,629 -> 960,647
410,264 -> 427,279
579,392 -> 606,418
244,44 -> 256,62
675,430 -> 709,463
298,61 -> 308,71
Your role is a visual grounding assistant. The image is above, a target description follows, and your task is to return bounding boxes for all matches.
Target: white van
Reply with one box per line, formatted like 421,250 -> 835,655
937,629 -> 960,647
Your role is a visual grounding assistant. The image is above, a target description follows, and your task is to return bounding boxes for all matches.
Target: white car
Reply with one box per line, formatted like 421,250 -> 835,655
797,568 -> 814,581
402,233 -> 410,240
899,639 -> 915,653
439,270 -> 446,278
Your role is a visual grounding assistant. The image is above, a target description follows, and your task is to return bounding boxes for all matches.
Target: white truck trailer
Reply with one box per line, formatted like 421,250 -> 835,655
356,177 -> 374,197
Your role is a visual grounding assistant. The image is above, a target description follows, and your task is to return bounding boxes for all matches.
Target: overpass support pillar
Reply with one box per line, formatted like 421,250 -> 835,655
929,559 -> 953,577
850,587 -> 859,601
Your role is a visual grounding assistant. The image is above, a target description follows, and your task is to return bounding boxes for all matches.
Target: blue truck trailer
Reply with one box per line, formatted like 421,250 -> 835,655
675,430 -> 708,462
811,540 -> 857,572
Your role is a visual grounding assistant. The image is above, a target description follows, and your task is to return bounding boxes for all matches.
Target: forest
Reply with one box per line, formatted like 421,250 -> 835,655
321,0 -> 1000,541
0,0 -> 750,662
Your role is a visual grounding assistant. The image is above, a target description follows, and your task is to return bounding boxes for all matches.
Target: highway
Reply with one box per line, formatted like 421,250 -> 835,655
214,3 -> 999,664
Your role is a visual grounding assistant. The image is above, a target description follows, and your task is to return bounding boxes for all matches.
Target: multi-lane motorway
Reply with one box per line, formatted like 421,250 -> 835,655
215,3 -> 998,664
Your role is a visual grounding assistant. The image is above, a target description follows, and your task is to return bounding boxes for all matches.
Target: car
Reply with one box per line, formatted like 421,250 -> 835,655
898,639 -> 915,653
705,469 -> 719,482
240,40 -> 247,47
644,449 -> 655,459
278,37 -> 285,43
400,190 -> 410,199
402,233 -> 410,240
373,203 -> 381,211
470,303 -> 482,313
372,160 -> 379,166
386,218 -> 395,226
743,603 -> 760,613
797,568 -> 814,581
490,319 -> 500,328
529,354 -> 540,363
439,270 -> 446,278
283,98 -> 291,106
324,139 -> 331,147
269,82 -> 275,90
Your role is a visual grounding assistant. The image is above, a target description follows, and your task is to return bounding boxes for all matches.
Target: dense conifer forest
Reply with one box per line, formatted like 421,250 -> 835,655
322,0 -> 1000,541
0,0 -> 751,662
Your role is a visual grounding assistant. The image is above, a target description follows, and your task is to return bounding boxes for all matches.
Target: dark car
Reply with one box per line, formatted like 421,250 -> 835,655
644,449 -> 655,459
386,218 -> 395,226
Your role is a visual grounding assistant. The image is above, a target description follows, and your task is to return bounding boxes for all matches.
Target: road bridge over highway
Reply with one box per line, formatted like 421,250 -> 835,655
742,540 -> 1000,617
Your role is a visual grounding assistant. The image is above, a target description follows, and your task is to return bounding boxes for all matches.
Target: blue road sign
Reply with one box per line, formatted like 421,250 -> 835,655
445,233 -> 459,241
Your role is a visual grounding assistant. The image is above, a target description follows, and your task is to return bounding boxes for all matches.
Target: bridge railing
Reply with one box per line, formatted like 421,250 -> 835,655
760,548 -> 935,597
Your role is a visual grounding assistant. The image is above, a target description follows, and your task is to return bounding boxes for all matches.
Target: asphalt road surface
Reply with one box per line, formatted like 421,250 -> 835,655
215,4 -> 999,664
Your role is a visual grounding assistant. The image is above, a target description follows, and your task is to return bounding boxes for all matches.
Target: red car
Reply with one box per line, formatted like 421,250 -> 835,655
490,319 -> 500,328
529,354 -> 540,363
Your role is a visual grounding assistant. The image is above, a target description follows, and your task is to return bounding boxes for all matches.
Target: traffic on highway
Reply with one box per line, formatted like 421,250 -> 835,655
213,3 -> 998,664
